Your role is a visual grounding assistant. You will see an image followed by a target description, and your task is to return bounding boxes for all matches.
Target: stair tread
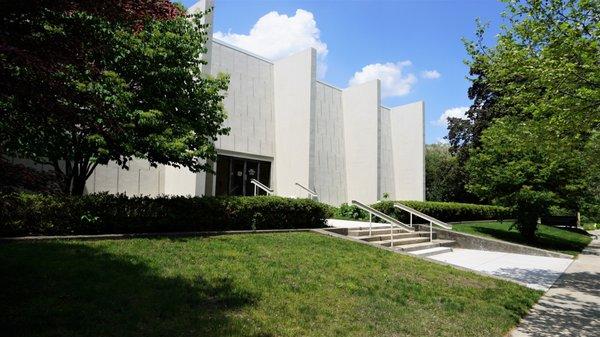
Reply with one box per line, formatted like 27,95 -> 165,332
411,247 -> 452,255
347,226 -> 396,231
395,240 -> 455,250
354,232 -> 430,240
371,237 -> 429,245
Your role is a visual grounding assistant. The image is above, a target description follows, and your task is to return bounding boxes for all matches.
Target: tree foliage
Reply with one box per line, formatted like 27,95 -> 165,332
0,0 -> 229,195
425,144 -> 475,202
463,0 -> 600,239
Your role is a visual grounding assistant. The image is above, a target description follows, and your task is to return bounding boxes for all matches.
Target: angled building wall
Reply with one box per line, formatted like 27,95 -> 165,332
390,101 -> 426,201
314,81 -> 347,205
72,1 -> 426,204
341,80 -> 380,204
378,106 -> 396,200
272,49 -> 316,197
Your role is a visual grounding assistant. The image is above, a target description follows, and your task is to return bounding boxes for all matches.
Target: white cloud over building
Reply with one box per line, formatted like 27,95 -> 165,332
348,61 -> 417,98
214,9 -> 329,78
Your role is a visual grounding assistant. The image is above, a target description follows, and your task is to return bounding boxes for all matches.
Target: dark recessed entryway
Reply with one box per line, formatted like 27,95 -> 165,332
215,155 -> 272,196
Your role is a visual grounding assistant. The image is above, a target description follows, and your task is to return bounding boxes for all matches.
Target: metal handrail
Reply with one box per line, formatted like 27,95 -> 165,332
351,200 -> 412,247
393,203 -> 451,229
295,182 -> 318,198
250,179 -> 274,195
394,203 -> 451,243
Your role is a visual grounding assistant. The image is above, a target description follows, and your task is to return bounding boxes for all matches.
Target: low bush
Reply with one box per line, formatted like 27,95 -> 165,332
372,200 -> 512,223
329,203 -> 369,221
0,193 -> 329,236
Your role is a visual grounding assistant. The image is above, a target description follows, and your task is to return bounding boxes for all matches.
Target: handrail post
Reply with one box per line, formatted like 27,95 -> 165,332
369,213 -> 372,237
390,219 -> 393,247
429,221 -> 433,242
254,184 -> 257,196
410,213 -> 413,229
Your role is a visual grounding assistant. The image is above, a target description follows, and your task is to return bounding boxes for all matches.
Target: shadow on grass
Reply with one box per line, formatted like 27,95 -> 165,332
555,226 -> 594,237
0,241 -> 263,337
466,226 -> 587,254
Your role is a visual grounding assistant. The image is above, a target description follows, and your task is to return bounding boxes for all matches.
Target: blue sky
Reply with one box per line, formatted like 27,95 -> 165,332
181,0 -> 506,144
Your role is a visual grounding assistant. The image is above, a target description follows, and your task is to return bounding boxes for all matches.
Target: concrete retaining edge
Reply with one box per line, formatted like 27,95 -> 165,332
414,224 -> 572,259
0,228 -> 313,243
447,219 -> 516,225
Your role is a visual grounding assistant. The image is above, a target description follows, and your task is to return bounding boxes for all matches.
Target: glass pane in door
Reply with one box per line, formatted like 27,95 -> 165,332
258,162 -> 271,195
215,156 -> 230,196
230,159 -> 245,196
245,161 -> 259,196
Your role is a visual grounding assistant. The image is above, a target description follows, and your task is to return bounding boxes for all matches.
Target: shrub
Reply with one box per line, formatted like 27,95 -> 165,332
0,193 -> 329,236
372,200 -> 512,223
335,203 -> 368,220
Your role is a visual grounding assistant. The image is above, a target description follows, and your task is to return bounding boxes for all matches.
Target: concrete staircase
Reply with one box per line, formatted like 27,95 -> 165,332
347,226 -> 455,257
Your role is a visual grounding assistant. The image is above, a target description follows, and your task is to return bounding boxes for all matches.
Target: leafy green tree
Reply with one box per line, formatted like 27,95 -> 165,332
464,0 -> 599,240
467,119 -> 589,239
0,0 -> 229,195
425,144 -> 475,202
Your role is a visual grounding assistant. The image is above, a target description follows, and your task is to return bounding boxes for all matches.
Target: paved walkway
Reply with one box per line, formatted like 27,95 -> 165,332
429,248 -> 572,290
510,230 -> 600,337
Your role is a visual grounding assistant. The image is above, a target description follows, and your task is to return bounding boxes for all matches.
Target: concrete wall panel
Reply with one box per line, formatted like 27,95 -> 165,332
342,80 -> 380,204
87,159 -> 163,196
379,106 -> 396,200
210,40 -> 275,158
273,49 -> 316,197
390,101 -> 425,201
314,81 -> 347,205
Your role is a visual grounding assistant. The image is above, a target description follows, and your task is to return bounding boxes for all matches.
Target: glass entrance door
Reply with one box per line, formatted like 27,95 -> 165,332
230,158 -> 245,196
215,155 -> 272,196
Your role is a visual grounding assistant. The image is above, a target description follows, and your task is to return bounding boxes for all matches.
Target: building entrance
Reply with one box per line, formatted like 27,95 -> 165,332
215,155 -> 272,196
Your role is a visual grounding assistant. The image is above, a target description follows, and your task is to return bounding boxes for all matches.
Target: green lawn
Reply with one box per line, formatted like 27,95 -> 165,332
452,221 -> 592,256
0,233 -> 541,337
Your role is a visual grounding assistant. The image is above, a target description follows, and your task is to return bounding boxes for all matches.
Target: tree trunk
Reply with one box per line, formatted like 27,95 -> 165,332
71,173 -> 87,195
56,160 -> 95,196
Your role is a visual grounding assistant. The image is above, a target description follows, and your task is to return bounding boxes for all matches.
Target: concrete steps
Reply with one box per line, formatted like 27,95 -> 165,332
347,227 -> 410,237
355,231 -> 434,242
409,246 -> 453,257
372,237 -> 430,247
341,223 -> 455,257
394,239 -> 455,252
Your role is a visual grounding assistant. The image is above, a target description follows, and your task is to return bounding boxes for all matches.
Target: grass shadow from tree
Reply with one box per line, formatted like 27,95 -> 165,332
0,241 -> 263,337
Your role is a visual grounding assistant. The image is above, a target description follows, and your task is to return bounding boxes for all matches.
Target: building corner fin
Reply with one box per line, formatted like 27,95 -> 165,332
187,0 -> 214,15
389,100 -> 425,111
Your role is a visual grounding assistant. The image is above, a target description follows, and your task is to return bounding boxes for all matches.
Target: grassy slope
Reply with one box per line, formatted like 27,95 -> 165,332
452,221 -> 592,256
0,233 -> 541,337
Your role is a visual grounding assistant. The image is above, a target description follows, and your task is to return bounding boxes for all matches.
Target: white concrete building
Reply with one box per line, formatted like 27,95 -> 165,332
84,0 -> 425,205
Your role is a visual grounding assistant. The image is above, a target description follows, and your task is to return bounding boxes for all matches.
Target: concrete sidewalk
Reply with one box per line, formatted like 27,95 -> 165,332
429,248 -> 572,290
511,230 -> 600,337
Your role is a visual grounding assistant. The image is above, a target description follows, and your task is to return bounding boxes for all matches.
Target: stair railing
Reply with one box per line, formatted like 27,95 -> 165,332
351,200 -> 412,247
393,203 -> 451,242
295,182 -> 318,200
250,179 -> 274,196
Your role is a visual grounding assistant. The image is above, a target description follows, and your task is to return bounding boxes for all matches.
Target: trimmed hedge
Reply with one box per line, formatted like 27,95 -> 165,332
0,193 -> 329,236
372,200 -> 512,223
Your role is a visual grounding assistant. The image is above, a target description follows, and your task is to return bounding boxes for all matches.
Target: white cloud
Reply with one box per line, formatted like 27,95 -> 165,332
421,70 -> 441,79
214,9 -> 329,78
436,106 -> 469,126
436,137 -> 450,145
348,61 -> 417,97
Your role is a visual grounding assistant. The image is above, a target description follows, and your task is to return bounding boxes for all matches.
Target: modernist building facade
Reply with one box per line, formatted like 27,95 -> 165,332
82,0 -> 425,205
